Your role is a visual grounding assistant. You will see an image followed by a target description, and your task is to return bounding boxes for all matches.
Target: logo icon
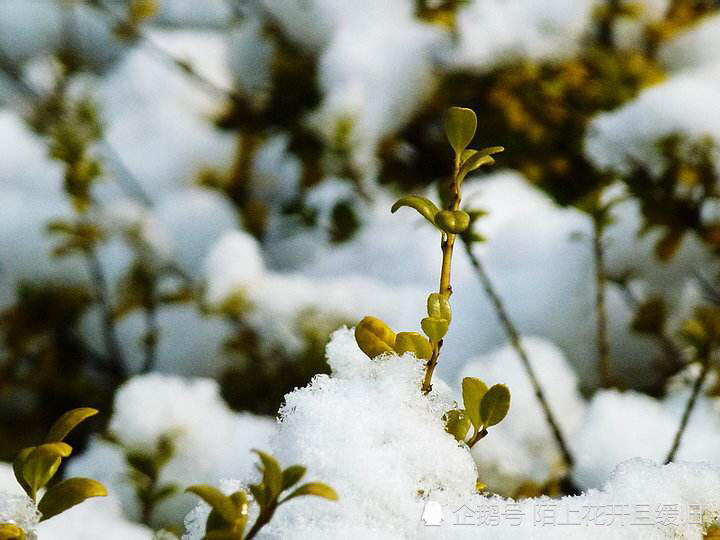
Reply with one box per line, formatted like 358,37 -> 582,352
422,501 -> 444,526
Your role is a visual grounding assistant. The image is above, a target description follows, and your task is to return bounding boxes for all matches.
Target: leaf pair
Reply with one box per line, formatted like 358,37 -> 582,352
422,293 -> 451,345
13,408 -> 107,520
186,485 -> 249,540
445,106 -> 503,175
354,316 -> 432,360
188,451 -> 337,540
391,197 -> 471,235
445,378 -> 511,446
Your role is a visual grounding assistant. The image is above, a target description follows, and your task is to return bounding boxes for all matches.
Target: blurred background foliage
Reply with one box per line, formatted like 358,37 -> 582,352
2,0 -> 720,468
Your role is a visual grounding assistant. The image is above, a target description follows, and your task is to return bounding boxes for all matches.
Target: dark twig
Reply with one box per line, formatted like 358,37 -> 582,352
664,351 -> 712,463
592,214 -> 612,387
140,278 -> 159,374
93,0 -> 240,102
462,240 -> 575,468
84,250 -> 127,379
695,270 -> 720,306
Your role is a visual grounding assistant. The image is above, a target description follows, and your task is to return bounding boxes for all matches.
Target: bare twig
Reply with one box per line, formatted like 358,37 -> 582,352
462,240 -> 575,468
140,277 -> 159,374
695,270 -> 720,306
592,214 -> 612,387
84,250 -> 127,379
664,352 -> 712,463
93,0 -> 240,102
614,278 -> 685,378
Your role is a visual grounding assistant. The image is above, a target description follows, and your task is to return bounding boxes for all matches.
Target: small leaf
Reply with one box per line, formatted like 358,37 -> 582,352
38,477 -> 107,521
390,196 -> 440,227
45,408 -> 98,443
434,210 -> 470,234
394,332 -> 432,360
186,485 -> 236,525
282,465 -> 307,491
458,147 -> 503,183
253,450 -> 283,501
421,317 -> 449,344
151,484 -> 179,504
444,409 -> 471,443
445,107 -> 477,156
479,384 -> 511,427
0,524 -> 24,540
427,293 -> 451,322
229,490 -> 249,537
284,482 -> 338,503
249,483 -> 266,507
462,377 -> 489,430
355,316 -> 397,359
13,447 -> 34,496
23,442 -> 72,494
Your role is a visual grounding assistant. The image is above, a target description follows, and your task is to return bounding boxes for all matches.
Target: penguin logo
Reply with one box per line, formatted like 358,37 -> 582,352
422,501 -> 444,526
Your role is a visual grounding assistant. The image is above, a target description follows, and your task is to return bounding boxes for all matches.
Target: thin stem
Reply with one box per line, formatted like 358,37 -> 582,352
421,161 -> 461,393
462,240 -> 575,468
664,352 -> 711,464
597,0 -> 621,48
141,289 -> 159,374
84,251 -> 127,379
615,279 -> 685,379
592,214 -> 612,388
467,427 -> 488,448
245,504 -> 276,540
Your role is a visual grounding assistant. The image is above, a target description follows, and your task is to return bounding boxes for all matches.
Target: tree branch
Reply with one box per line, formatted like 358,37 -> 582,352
462,240 -> 575,469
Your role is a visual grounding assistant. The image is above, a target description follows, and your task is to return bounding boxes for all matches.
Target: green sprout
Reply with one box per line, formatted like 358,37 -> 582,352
186,450 -> 337,540
445,378 -> 511,447
3,408 -> 108,532
354,107 -> 503,394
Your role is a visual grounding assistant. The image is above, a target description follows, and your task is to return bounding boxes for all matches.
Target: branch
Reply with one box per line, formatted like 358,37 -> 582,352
592,214 -> 612,387
421,159 -> 462,394
84,250 -> 127,379
664,353 -> 711,463
462,240 -> 576,469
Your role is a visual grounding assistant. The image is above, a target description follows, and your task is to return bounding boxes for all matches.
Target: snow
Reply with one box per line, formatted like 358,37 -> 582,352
584,74 -> 720,178
450,0 -> 596,71
35,496 -> 152,540
660,13 -> 720,74
67,374 -> 277,527
0,491 -> 39,539
573,376 -> 720,489
181,329 -> 720,539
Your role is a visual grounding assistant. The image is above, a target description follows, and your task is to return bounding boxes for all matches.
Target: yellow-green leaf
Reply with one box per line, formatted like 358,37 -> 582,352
434,210 -> 470,234
462,377 -> 489,430
229,490 -> 249,536
0,523 -> 24,540
355,316 -> 396,359
45,408 -> 98,443
13,447 -> 34,496
445,107 -> 477,156
479,384 -> 511,427
38,477 -> 107,521
186,485 -> 236,525
390,196 -> 440,227
421,317 -> 449,344
394,332 -> 432,360
444,409 -> 471,443
284,482 -> 338,502
23,442 -> 72,494
254,450 -> 283,500
427,293 -> 451,322
282,465 -> 307,491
